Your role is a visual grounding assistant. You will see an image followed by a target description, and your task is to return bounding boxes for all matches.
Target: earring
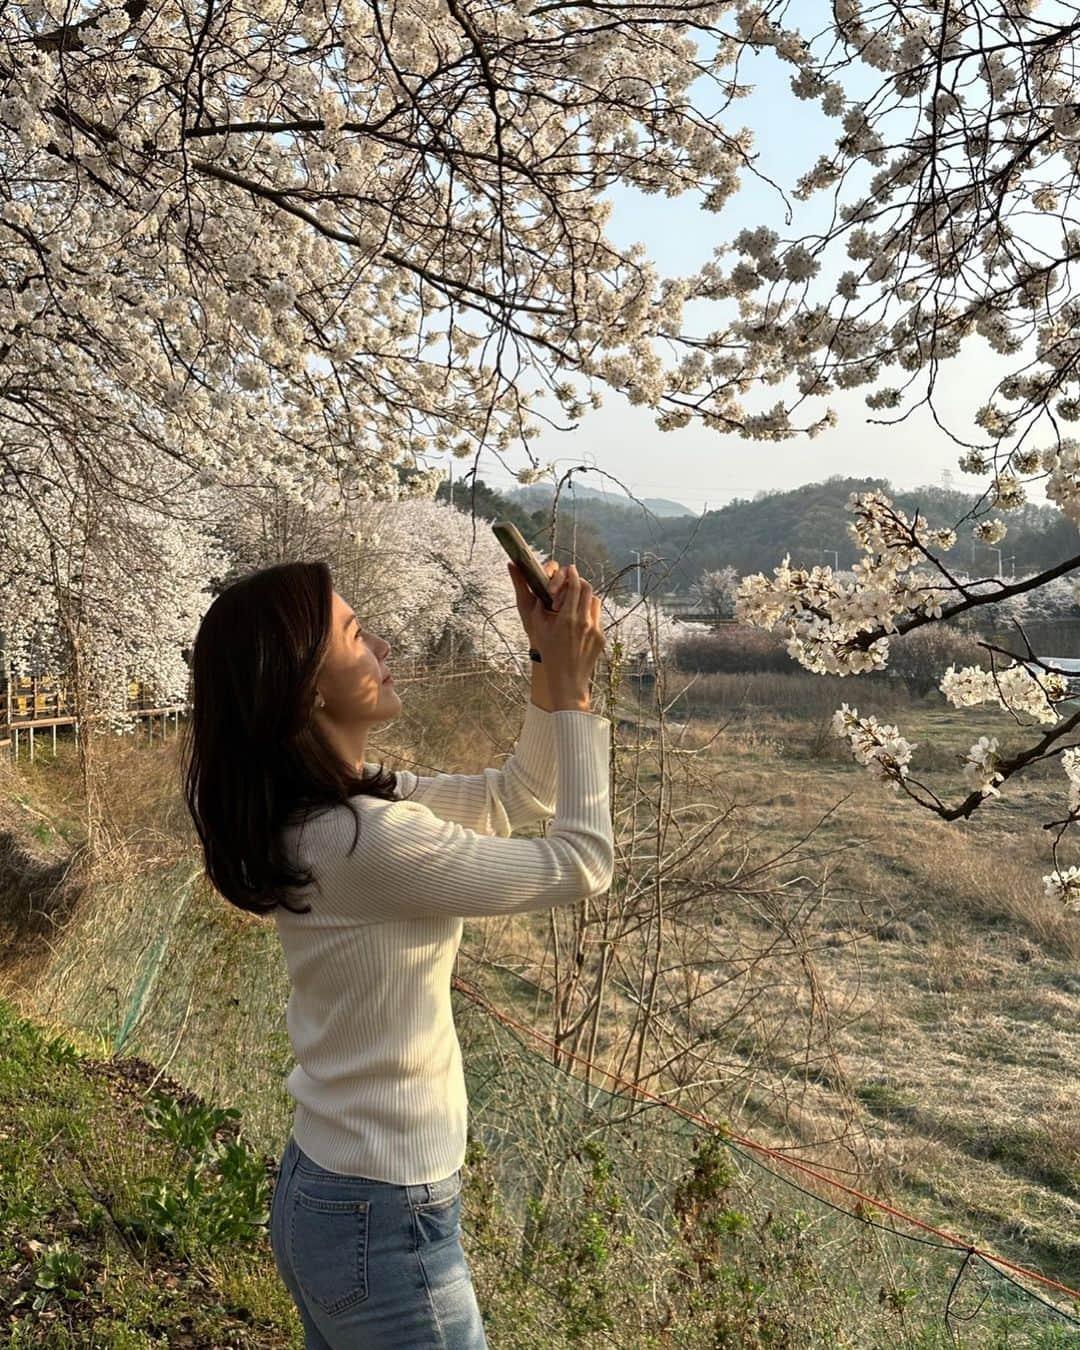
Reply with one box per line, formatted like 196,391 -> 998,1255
315,693 -> 325,709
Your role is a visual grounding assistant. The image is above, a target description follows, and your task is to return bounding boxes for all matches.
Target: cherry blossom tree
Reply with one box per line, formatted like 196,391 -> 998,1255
691,3 -> 1080,908
689,565 -> 740,617
1014,574 -> 1080,622
210,474 -> 707,675
0,0 -> 756,503
600,599 -> 693,668
3,0 -> 1080,897
0,449 -> 227,856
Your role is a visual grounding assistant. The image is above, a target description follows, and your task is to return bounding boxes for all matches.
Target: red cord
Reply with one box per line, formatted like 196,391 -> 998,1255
452,975 -> 1080,1304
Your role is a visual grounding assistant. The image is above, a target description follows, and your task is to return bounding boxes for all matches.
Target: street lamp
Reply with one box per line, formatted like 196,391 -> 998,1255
989,546 -> 1002,578
821,547 -> 839,570
631,549 -> 652,598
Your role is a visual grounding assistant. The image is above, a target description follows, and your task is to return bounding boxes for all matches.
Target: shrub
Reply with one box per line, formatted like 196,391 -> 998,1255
885,623 -> 992,696
672,620 -> 993,697
672,624 -> 797,675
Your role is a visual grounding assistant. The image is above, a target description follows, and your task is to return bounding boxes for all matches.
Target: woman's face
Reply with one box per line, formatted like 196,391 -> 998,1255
314,590 -> 400,726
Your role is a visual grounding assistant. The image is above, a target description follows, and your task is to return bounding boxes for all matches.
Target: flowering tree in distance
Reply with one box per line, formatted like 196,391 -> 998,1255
0,449 -> 228,855
1,2 -> 1079,895
689,566 -> 741,618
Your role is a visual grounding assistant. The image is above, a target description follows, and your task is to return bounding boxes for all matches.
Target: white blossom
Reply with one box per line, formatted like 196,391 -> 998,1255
972,518 -> 1007,546
1042,867 -> 1080,909
939,663 -> 1066,725
831,702 -> 917,789
963,734 -> 1005,798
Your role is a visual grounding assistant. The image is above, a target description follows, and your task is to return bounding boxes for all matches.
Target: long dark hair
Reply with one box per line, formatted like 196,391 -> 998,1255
181,561 -> 406,916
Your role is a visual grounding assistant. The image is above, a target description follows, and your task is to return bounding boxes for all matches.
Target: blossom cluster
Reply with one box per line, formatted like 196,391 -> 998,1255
1062,747 -> 1080,815
940,664 -> 1067,726
830,703 -> 917,789
734,490 -> 953,677
962,735 -> 1005,799
1043,866 -> 1080,910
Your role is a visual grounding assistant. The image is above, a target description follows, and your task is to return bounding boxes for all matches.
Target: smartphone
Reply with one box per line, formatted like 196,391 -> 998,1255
492,521 -> 554,611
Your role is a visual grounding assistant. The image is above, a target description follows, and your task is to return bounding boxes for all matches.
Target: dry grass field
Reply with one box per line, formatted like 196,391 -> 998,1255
402,665 -> 1080,1294
1,661 -> 1077,1343
361,663 -> 1080,1295
608,670 -> 1080,1287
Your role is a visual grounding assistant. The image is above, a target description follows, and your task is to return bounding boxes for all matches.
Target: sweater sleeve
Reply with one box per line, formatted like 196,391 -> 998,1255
372,700 -> 558,836
332,710 -> 613,921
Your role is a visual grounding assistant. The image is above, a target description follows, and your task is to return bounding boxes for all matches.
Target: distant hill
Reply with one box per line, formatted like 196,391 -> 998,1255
463,473 -> 1076,598
417,464 -> 1076,601
650,475 -> 1074,585
505,482 -> 693,518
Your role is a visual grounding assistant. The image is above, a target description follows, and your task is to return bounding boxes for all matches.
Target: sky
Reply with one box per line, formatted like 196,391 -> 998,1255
462,21 -> 1055,516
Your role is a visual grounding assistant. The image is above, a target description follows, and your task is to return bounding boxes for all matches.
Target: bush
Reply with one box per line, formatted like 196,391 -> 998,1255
672,624 -> 797,675
671,620 -> 993,697
885,623 -> 992,696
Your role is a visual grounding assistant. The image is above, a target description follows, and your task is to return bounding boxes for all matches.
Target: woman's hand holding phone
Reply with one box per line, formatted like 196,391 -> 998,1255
507,560 -> 605,710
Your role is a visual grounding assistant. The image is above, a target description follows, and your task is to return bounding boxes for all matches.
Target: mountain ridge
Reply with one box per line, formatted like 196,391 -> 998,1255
505,482 -> 693,518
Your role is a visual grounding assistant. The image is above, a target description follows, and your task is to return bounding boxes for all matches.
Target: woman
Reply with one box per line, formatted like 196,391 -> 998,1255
181,556 -> 612,1348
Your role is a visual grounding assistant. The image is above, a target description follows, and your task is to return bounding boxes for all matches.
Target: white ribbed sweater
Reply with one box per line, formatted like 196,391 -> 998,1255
273,703 -> 613,1184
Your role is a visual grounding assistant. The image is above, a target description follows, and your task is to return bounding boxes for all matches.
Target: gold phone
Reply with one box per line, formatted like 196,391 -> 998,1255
492,521 -> 555,611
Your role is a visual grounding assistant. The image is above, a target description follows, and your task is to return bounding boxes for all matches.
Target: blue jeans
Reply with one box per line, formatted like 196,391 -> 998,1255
270,1134 -> 490,1349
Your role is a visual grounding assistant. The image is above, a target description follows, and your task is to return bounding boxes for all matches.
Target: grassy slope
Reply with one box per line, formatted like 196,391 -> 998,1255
0,997 -> 302,1348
